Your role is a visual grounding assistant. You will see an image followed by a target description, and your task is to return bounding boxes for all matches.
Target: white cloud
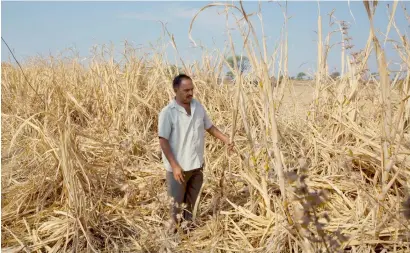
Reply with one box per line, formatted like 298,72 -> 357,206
172,6 -> 199,19
117,3 -> 249,53
117,3 -> 231,29
118,12 -> 165,22
117,3 -> 199,23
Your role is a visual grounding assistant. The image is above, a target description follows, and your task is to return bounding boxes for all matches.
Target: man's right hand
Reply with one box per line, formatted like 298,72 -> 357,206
172,165 -> 185,184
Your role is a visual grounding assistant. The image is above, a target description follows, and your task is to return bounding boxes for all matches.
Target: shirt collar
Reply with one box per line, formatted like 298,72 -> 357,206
170,98 -> 177,108
170,98 -> 196,115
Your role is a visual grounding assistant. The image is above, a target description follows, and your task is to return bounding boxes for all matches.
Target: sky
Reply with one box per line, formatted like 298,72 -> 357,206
2,1 -> 409,77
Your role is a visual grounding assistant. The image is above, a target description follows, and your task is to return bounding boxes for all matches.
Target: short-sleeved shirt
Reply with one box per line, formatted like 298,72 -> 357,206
158,98 -> 213,172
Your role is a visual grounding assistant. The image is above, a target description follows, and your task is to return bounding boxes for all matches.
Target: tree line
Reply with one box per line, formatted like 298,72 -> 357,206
167,55 -> 388,82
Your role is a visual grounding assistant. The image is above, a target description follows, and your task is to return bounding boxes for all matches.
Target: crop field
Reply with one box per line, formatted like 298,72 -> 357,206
1,1 -> 410,253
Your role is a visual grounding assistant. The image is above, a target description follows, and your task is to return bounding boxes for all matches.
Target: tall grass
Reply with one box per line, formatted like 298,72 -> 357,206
2,1 -> 410,252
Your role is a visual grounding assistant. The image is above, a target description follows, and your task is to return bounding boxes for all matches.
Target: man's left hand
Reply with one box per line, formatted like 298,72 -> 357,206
226,140 -> 235,155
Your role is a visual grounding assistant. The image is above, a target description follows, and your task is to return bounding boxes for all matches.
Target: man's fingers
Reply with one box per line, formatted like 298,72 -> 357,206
227,145 -> 235,156
179,174 -> 185,183
174,173 -> 184,184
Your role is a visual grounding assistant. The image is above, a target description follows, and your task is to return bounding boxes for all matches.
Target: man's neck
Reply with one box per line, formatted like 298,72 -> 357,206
175,98 -> 191,115
175,98 -> 190,107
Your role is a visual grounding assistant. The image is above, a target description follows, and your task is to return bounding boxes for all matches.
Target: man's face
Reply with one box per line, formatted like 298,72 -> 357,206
175,78 -> 194,104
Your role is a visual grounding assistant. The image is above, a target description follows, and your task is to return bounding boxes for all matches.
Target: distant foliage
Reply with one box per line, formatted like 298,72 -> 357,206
226,55 -> 250,77
330,72 -> 340,80
297,72 -> 306,80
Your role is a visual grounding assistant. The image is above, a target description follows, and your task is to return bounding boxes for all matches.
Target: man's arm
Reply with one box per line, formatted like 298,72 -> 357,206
159,138 -> 185,184
158,110 -> 184,183
159,137 -> 180,169
206,126 -> 229,144
203,106 -> 234,152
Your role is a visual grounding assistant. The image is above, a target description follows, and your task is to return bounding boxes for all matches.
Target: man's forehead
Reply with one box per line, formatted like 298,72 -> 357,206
180,79 -> 193,88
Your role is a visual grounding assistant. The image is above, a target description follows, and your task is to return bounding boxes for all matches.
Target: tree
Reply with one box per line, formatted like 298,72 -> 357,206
226,71 -> 234,79
279,75 -> 285,82
330,71 -> 340,79
226,55 -> 250,76
370,72 -> 380,81
296,72 -> 306,80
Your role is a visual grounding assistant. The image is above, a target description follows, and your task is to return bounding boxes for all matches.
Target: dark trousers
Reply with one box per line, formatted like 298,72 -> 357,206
166,168 -> 204,223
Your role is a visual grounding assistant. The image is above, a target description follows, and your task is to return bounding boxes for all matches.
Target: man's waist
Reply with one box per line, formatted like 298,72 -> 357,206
164,162 -> 204,171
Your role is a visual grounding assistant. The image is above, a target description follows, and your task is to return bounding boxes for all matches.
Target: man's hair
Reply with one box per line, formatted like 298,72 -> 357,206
173,74 -> 192,89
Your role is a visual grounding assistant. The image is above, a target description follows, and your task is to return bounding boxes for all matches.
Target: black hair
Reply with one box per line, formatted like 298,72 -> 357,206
172,74 -> 192,89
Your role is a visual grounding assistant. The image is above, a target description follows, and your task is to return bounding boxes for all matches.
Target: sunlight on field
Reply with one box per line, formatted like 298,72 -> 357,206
1,1 -> 410,253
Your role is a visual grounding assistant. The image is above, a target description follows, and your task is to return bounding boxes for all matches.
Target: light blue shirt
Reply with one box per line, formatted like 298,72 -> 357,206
158,98 -> 213,172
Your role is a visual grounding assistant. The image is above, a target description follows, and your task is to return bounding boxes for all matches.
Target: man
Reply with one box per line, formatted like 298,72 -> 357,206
158,74 -> 233,231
